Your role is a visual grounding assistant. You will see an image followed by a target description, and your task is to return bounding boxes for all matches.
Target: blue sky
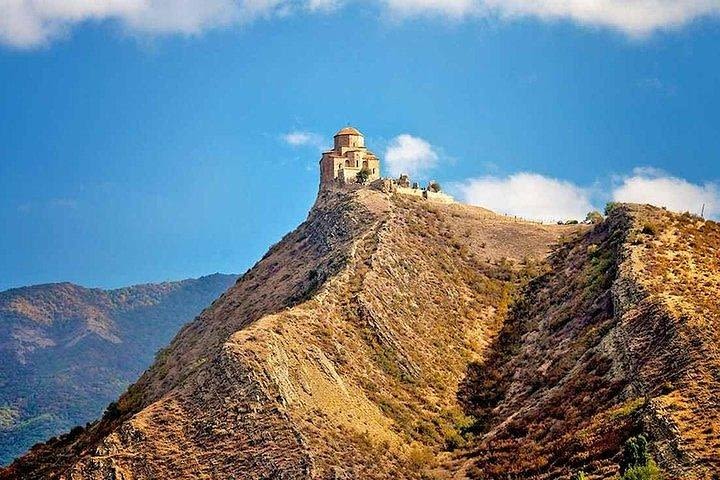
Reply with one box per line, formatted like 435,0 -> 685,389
1,1 -> 719,291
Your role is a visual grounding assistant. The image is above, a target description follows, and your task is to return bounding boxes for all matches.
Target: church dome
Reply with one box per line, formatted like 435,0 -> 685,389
335,126 -> 363,137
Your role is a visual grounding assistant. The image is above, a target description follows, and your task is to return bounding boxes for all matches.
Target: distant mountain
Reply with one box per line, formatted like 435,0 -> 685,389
0,274 -> 237,465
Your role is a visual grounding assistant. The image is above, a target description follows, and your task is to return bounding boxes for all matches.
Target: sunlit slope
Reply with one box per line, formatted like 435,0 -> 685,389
2,187 -> 572,479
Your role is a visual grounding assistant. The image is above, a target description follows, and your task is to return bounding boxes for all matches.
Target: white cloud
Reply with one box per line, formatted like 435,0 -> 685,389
454,172 -> 594,222
612,168 -> 718,218
381,0 -> 479,19
384,134 -> 439,178
379,1 -> 720,36
481,0 -> 720,37
0,0 -> 290,48
307,0 -> 344,12
3,0 -> 720,48
281,130 -> 327,150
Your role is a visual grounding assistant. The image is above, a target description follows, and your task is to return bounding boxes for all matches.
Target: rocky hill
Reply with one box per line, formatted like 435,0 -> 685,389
0,274 -> 237,466
454,204 -> 720,479
1,187 -> 717,479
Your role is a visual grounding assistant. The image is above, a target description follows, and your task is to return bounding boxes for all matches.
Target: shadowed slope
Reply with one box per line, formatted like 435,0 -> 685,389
455,205 -> 720,479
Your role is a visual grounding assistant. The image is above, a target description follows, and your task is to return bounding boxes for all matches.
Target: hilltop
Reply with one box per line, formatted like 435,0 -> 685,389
1,187 -> 576,478
2,186 -> 718,479
0,274 -> 237,465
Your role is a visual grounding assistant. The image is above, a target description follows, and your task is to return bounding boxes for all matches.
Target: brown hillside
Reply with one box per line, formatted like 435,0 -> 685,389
1,187 -> 576,479
454,205 -> 720,479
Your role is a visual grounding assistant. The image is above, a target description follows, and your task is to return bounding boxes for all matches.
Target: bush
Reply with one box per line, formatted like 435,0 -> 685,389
621,460 -> 662,480
641,222 -> 659,236
574,471 -> 588,480
621,435 -> 650,473
68,425 -> 84,439
103,401 -> 122,421
406,442 -> 436,471
428,181 -> 441,193
356,167 -> 371,183
586,211 -> 604,224
605,202 -> 620,216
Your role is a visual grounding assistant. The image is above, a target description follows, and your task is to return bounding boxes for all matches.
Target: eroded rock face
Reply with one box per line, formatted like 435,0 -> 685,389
4,190 -> 716,480
457,205 -> 720,479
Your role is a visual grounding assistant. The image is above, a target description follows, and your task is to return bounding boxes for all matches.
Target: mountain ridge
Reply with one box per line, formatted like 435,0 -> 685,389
0,187 -> 580,478
2,186 -> 718,479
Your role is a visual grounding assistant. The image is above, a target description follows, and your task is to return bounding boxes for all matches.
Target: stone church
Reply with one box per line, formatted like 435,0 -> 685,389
319,127 -> 381,188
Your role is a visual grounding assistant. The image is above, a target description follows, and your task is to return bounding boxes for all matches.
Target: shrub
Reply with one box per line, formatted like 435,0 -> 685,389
641,222 -> 659,236
356,167 -> 371,183
428,181 -> 441,193
574,471 -> 588,480
605,202 -> 620,216
621,435 -> 650,473
67,425 -> 84,441
608,397 -> 646,420
444,431 -> 466,451
620,460 -> 662,480
103,401 -> 122,421
586,211 -> 604,224
406,442 -> 436,471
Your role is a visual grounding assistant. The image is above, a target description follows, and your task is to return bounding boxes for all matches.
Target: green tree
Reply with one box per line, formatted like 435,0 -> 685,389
585,211 -> 604,224
605,202 -> 620,216
356,166 -> 371,183
621,435 -> 650,473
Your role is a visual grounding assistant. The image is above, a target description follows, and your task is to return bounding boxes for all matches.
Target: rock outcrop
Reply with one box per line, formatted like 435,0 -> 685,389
455,204 -> 720,479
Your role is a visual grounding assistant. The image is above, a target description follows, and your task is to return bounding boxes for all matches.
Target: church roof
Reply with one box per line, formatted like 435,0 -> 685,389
335,126 -> 363,137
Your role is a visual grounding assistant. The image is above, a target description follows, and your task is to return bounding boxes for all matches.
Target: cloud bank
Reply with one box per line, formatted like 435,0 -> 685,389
613,168 -> 718,217
4,0 -> 720,48
454,173 -> 594,222
0,0 -> 288,48
481,0 -> 720,37
454,168 -> 719,222
382,0 -> 479,19
384,134 -> 439,178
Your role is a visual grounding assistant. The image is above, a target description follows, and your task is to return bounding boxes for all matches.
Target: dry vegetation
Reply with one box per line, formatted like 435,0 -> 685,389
1,188 -> 572,479
2,191 -> 717,480
450,204 -> 720,480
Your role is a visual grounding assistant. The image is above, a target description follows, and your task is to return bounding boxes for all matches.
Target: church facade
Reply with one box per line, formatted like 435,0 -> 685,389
319,127 -> 381,188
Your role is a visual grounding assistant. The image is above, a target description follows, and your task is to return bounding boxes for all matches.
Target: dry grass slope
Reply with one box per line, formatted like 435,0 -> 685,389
1,188 -> 573,480
4,190 -> 716,480
454,205 -> 720,479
